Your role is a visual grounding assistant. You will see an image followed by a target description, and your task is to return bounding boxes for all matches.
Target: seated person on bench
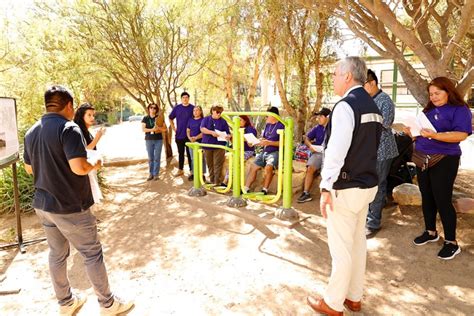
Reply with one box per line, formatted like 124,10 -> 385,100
243,106 -> 284,195
297,107 -> 331,203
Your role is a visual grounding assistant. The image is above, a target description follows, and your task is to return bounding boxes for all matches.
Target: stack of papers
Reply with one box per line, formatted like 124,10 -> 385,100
404,112 -> 437,137
215,129 -> 228,142
244,133 -> 260,146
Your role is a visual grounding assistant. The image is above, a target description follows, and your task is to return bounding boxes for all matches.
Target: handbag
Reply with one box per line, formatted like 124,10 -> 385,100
294,144 -> 311,162
411,149 -> 445,171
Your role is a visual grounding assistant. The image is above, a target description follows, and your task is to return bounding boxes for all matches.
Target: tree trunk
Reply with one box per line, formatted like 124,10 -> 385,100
269,49 -> 295,117
296,65 -> 309,141
247,46 -> 263,110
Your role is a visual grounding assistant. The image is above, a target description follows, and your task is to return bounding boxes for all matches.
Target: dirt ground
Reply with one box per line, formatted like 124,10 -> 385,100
1,160 -> 473,315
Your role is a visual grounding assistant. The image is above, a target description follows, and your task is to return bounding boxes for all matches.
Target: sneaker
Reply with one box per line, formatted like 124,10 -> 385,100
100,296 -> 134,315
261,188 -> 268,195
297,192 -> 312,203
437,242 -> 461,260
153,175 -> 159,181
188,174 -> 194,181
59,294 -> 87,316
146,175 -> 153,181
365,227 -> 381,239
413,231 -> 439,246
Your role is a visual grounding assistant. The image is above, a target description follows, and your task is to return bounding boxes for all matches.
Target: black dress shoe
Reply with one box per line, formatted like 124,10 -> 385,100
366,227 -> 381,239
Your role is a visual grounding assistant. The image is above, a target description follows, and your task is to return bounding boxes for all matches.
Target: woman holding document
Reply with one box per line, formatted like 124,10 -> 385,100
200,105 -> 230,185
240,115 -> 258,160
404,77 -> 472,260
74,103 -> 105,150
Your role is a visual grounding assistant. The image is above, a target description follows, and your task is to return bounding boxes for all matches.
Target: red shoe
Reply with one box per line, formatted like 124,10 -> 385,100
344,298 -> 361,312
307,296 -> 342,316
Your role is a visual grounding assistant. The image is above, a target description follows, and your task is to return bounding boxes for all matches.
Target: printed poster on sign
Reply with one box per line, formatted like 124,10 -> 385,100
0,97 -> 19,167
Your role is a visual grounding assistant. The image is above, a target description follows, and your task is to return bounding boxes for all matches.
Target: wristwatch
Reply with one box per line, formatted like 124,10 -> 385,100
320,188 -> 330,193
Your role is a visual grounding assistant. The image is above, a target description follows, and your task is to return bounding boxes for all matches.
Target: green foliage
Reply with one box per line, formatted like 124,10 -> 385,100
0,162 -> 35,215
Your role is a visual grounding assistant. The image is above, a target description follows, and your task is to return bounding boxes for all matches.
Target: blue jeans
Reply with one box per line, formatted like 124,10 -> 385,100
35,208 -> 113,307
367,158 -> 393,230
145,139 -> 163,176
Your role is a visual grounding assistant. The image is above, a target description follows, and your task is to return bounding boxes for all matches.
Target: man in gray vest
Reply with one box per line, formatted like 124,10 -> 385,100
24,86 -> 134,315
307,57 -> 382,315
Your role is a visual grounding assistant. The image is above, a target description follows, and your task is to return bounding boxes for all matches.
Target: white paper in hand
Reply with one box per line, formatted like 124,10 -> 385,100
215,129 -> 228,142
311,145 -> 324,152
244,133 -> 260,145
404,112 -> 437,137
86,150 -> 103,203
417,112 -> 437,132
86,149 -> 102,165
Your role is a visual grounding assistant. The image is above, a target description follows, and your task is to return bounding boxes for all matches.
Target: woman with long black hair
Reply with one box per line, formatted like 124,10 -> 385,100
73,103 -> 105,150
405,77 -> 472,260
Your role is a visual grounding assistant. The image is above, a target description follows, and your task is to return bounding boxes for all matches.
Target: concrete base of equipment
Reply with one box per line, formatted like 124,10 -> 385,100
226,197 -> 247,208
274,207 -> 299,221
188,187 -> 207,197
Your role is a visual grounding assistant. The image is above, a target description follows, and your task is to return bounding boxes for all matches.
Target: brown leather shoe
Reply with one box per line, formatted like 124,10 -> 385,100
344,298 -> 361,312
307,296 -> 342,316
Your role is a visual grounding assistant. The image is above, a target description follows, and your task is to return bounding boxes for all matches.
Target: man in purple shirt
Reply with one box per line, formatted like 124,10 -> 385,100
244,106 -> 285,194
169,92 -> 194,176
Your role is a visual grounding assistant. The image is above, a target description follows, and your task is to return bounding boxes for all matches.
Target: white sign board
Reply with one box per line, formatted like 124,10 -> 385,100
0,97 -> 19,167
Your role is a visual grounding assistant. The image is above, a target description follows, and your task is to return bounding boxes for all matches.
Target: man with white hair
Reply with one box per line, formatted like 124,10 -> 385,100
307,57 -> 382,315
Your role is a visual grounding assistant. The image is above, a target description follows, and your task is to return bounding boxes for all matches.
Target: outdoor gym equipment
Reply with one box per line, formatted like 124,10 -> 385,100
186,111 -> 298,220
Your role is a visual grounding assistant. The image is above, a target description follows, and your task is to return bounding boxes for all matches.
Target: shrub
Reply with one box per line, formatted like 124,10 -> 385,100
0,161 -> 35,214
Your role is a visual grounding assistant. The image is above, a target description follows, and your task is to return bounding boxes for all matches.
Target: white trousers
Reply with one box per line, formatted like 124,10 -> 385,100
324,186 -> 377,312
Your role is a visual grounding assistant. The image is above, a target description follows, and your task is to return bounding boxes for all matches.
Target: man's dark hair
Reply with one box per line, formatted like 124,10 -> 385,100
44,85 -> 73,112
181,91 -> 190,98
367,69 -> 378,85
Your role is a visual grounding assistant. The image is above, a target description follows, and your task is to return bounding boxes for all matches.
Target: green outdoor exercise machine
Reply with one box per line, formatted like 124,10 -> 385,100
186,111 -> 298,221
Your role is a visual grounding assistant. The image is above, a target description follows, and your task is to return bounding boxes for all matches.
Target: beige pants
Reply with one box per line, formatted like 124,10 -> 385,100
324,186 -> 377,312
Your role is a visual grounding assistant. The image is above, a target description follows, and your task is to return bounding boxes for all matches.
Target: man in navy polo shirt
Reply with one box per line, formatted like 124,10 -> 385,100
24,86 -> 133,315
169,91 -> 194,176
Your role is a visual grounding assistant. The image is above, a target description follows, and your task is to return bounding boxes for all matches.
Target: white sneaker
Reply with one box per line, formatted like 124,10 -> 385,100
59,294 -> 87,316
100,296 -> 134,315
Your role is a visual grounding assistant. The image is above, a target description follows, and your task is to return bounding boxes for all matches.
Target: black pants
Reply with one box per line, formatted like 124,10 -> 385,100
176,138 -> 191,171
416,155 -> 459,241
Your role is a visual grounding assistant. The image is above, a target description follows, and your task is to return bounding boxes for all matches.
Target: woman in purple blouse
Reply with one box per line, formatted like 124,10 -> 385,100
186,106 -> 205,181
200,105 -> 230,185
406,77 -> 472,260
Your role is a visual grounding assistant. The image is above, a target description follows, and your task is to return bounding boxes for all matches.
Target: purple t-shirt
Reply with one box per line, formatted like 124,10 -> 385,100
262,121 -> 285,153
200,115 -> 230,150
306,125 -> 326,145
243,126 -> 257,152
169,103 -> 194,140
415,104 -> 472,156
187,117 -> 203,142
